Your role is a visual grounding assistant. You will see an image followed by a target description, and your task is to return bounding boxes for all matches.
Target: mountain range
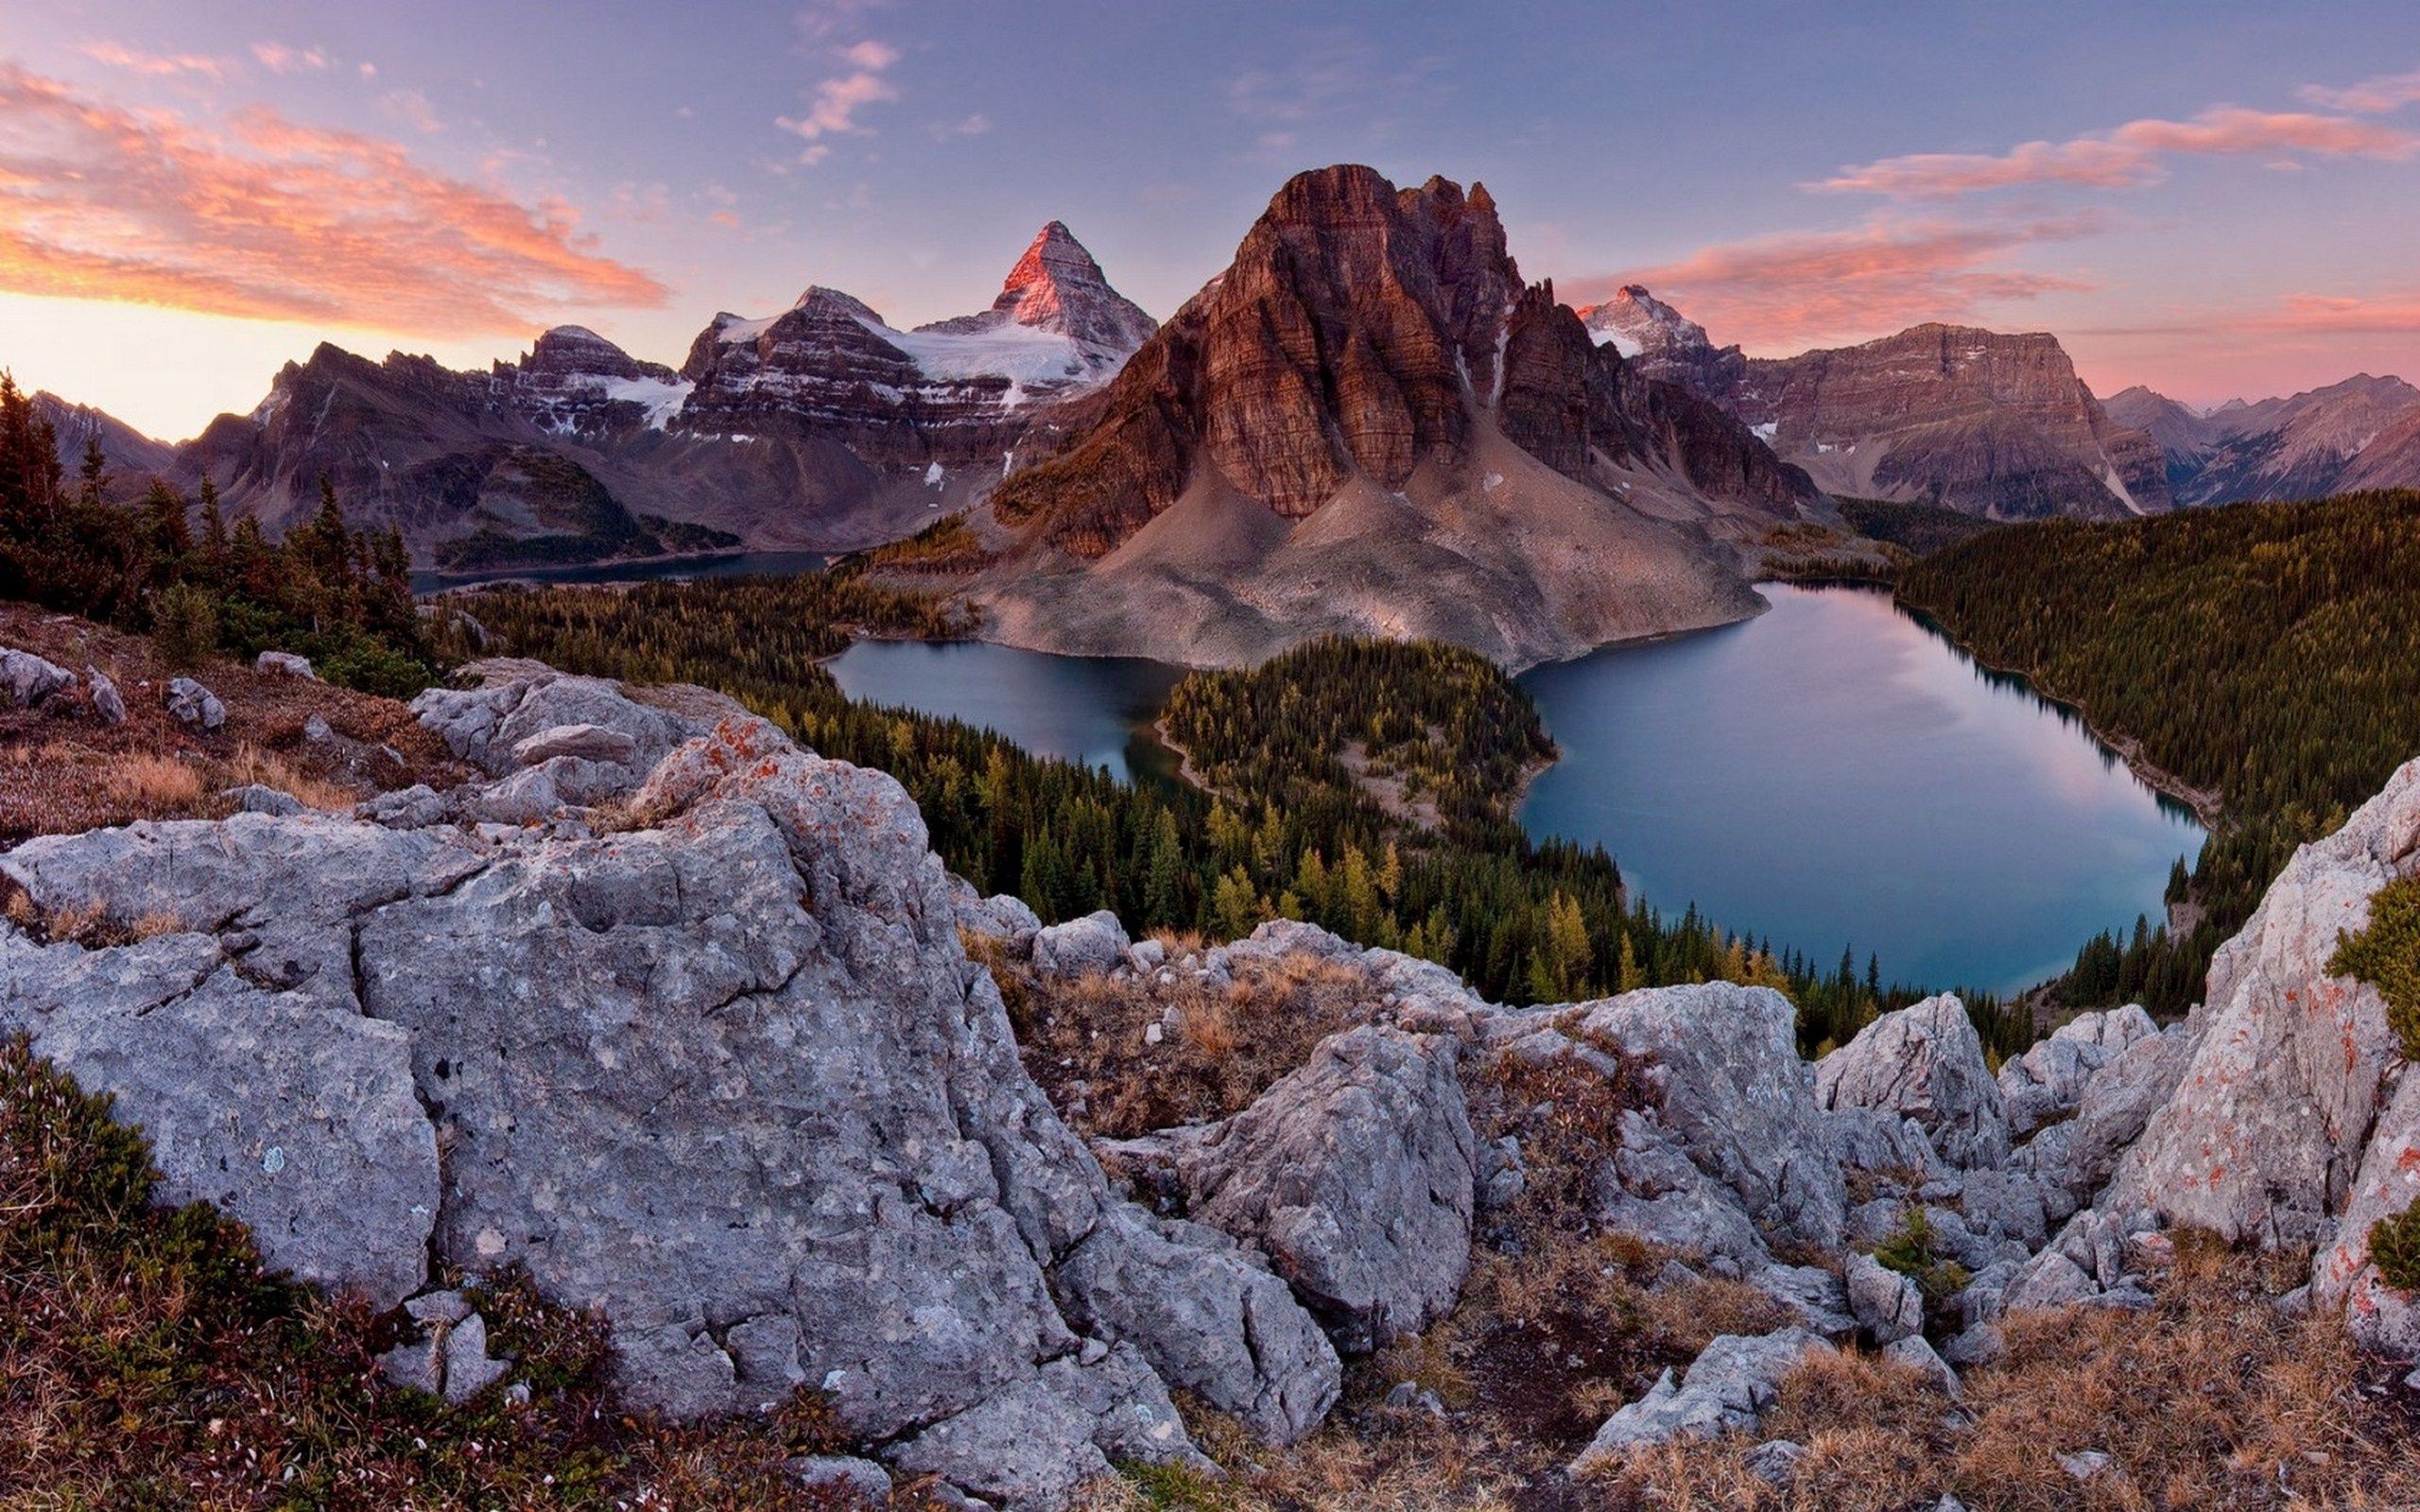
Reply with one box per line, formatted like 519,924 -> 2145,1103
12,161 -> 2420,658
23,220 -> 1157,574
1582,284 -> 2420,520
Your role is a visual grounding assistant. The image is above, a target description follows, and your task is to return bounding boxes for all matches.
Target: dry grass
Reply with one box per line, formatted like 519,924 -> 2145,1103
228,741 -> 358,811
1000,947 -> 1378,1139
100,749 -> 206,809
1586,1234 -> 2420,1511
0,600 -> 462,841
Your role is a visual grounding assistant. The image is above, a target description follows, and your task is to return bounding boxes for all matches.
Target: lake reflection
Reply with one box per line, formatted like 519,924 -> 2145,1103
1517,584 -> 2204,993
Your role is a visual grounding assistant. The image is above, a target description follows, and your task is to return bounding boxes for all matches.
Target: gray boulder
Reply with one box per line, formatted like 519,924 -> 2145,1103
1846,1250 -> 1925,1344
1030,910 -> 1130,979
2311,1070 -> 2420,1360
165,676 -> 225,730
5,945 -> 438,1310
1998,1005 -> 2157,1138
1816,995 -> 2010,1170
222,783 -> 305,816
1508,982 -> 1846,1254
1109,1024 -> 1477,1352
1568,1327 -> 1833,1473
1052,1204 -> 1340,1443
408,659 -> 717,778
255,650 -> 319,679
84,665 -> 126,725
0,646 -> 74,707
2015,1023 -> 2195,1208
1883,1332 -> 1962,1399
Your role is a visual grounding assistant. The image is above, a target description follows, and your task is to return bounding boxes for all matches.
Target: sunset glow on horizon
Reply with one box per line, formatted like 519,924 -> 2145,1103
5,0 -> 2418,438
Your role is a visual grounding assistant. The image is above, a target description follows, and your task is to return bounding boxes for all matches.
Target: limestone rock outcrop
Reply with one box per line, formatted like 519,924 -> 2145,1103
1816,995 -> 2011,1170
1106,1024 -> 1477,1352
0,660 -> 1339,1508
2110,761 -> 2420,1246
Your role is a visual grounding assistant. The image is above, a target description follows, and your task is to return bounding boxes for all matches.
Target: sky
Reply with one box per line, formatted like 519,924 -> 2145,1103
5,0 -> 2420,439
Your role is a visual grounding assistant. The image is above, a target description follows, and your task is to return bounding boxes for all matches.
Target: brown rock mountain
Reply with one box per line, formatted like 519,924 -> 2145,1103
969,165 -> 1816,668
1727,324 -> 2170,519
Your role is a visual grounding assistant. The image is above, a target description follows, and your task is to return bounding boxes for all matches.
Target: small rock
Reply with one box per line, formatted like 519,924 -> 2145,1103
377,1334 -> 443,1396
302,713 -> 333,742
2057,1449 -> 2114,1482
1883,1332 -> 1962,1400
255,650 -> 319,679
1130,938 -> 1167,972
85,666 -> 126,725
1940,1323 -> 2004,1367
165,676 -> 225,730
789,1454 -> 892,1503
222,784 -> 304,816
405,1289 -> 475,1326
1143,1022 -> 1164,1046
441,1312 -> 510,1404
1030,910 -> 1130,978
0,646 -> 74,708
1570,1327 -> 1834,1471
1742,1438 -> 1806,1488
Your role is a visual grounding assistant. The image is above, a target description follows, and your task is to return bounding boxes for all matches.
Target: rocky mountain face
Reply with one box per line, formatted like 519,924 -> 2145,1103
31,391 -> 176,483
38,223 -> 1154,573
2112,374 -> 2420,505
972,165 -> 1816,668
10,649 -> 2420,1506
1724,323 -> 2170,519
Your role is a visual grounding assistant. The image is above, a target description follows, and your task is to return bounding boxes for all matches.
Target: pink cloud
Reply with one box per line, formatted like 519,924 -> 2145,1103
2301,67 -> 2420,114
1570,214 -> 2109,351
249,42 -> 332,75
1817,107 -> 2418,198
774,33 -> 900,161
0,65 -> 666,335
78,42 -> 229,80
2260,291 -> 2420,335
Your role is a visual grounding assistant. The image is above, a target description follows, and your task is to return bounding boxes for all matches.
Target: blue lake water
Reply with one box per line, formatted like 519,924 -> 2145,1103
823,583 -> 2205,994
1517,584 -> 2204,993
826,639 -> 1185,783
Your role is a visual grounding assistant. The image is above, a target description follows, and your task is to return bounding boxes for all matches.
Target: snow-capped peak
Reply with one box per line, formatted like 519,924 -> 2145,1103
914,221 -> 1155,364
1579,284 -> 1714,360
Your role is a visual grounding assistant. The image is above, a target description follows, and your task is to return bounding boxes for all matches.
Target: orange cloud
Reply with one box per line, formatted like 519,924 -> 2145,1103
1817,108 -> 2418,198
1570,214 -> 2107,351
0,65 -> 666,335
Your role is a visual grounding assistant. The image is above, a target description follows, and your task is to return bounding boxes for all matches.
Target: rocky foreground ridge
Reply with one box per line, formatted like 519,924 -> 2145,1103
5,658 -> 2420,1506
